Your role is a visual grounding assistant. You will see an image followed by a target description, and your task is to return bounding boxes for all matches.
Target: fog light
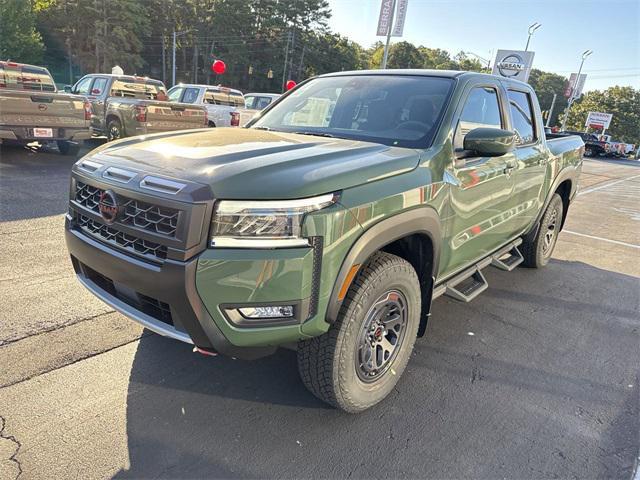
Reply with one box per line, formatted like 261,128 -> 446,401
238,305 -> 294,319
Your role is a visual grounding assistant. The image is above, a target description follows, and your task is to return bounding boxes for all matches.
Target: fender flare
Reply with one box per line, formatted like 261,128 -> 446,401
325,207 -> 442,324
525,165 -> 579,241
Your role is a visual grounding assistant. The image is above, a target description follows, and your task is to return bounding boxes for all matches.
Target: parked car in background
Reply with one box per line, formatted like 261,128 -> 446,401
0,61 -> 92,155
167,84 -> 244,127
549,130 -> 606,157
596,134 -> 636,158
66,74 -> 208,141
238,92 -> 281,125
65,70 -> 584,412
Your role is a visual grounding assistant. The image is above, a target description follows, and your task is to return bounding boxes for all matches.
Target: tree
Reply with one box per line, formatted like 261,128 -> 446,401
565,86 -> 640,144
0,0 -> 45,64
528,69 -> 569,127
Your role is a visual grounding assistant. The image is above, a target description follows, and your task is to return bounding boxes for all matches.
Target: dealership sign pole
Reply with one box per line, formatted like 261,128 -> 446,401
561,49 -> 593,131
377,0 -> 408,69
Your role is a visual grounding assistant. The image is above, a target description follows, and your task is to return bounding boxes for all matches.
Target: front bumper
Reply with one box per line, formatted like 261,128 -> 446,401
0,126 -> 91,142
65,221 -> 279,359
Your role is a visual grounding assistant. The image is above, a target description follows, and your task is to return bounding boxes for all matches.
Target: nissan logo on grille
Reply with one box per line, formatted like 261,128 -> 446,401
98,190 -> 121,224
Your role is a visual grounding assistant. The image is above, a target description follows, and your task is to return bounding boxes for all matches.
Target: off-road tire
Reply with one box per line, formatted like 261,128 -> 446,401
521,193 -> 564,268
107,119 -> 123,142
57,140 -> 81,156
297,251 -> 421,413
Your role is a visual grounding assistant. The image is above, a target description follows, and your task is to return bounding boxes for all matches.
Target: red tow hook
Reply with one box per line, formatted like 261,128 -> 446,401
193,346 -> 218,357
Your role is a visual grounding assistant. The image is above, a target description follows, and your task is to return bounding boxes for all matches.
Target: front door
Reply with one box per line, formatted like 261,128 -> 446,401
440,85 -> 518,278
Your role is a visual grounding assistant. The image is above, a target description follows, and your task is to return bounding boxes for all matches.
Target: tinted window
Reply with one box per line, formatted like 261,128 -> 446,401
110,78 -> 166,99
182,88 -> 199,104
204,89 -> 244,107
253,75 -> 453,148
508,90 -> 536,145
91,77 -> 108,95
0,65 -> 55,92
74,77 -> 93,95
454,87 -> 503,149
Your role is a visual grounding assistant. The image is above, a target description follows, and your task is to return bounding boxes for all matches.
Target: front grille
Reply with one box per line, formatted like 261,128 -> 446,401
75,182 -> 180,237
81,263 -> 173,326
77,214 -> 168,260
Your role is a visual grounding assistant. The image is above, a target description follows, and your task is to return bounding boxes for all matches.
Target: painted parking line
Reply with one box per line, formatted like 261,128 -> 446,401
578,173 -> 640,196
562,230 -> 640,250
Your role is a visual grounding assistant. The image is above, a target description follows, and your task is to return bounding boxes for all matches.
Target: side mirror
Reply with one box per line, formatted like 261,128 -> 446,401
463,128 -> 516,157
63,85 -> 72,93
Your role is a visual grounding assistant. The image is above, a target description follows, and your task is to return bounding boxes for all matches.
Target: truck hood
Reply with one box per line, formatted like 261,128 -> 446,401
89,128 -> 421,199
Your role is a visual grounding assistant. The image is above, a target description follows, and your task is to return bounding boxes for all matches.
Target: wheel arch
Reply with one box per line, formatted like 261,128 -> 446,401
326,207 -> 442,337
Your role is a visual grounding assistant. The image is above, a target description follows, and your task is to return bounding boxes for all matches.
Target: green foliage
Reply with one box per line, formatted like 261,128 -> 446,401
0,0 -> 45,64
566,86 -> 640,144
528,69 -> 569,127
368,43 -> 484,72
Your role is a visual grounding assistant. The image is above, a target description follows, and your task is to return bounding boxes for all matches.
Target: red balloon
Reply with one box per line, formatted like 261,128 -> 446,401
211,60 -> 226,74
285,80 -> 297,91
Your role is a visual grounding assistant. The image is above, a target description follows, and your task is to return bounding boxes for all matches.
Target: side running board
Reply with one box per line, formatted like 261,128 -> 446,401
433,239 -> 524,303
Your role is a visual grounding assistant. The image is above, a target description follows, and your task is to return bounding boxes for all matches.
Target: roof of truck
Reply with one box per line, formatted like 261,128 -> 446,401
319,69 -> 531,88
174,83 -> 244,95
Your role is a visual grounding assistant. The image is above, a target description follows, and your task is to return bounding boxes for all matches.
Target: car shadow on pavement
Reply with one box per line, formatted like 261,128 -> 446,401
115,259 -> 639,479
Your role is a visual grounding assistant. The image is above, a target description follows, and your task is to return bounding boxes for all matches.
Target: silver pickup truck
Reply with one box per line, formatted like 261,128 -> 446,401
167,84 -> 244,127
0,61 -> 92,155
66,74 -> 208,141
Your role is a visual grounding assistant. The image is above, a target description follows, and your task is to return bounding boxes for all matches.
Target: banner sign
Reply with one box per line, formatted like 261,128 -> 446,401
585,111 -> 613,129
376,0 -> 395,36
568,73 -> 587,99
492,49 -> 535,82
392,0 -> 409,37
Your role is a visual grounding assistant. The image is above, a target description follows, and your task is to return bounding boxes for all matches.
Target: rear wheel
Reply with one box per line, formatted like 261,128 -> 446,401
107,119 -> 123,141
521,193 -> 564,268
297,252 -> 421,413
57,140 -> 81,156
584,146 -> 594,157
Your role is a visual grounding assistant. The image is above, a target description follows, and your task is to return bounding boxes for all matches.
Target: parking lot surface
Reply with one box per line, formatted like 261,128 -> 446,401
0,144 -> 638,479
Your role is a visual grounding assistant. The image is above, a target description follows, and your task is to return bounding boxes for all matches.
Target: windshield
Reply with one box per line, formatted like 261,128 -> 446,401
252,75 -> 453,148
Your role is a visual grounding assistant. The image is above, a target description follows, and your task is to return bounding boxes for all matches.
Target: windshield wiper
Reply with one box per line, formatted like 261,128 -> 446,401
253,126 -> 272,131
293,131 -> 334,138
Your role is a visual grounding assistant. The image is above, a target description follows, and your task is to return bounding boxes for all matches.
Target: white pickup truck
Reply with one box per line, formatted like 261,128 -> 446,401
167,84 -> 245,127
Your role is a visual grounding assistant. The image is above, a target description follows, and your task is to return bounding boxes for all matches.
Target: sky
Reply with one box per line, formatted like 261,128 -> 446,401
326,0 -> 640,92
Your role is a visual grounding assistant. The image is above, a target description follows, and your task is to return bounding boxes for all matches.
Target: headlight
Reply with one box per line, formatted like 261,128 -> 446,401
210,193 -> 338,248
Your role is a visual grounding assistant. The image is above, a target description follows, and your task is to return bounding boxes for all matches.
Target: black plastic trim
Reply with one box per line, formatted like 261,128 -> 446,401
326,207 -> 442,324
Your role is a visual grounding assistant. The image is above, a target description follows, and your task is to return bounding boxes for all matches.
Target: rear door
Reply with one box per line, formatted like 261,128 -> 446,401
504,88 -> 547,232
441,84 -> 518,277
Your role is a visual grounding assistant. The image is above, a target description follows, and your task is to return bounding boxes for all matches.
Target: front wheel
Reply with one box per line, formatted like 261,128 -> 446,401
521,193 -> 564,268
584,147 -> 594,157
297,252 -> 421,413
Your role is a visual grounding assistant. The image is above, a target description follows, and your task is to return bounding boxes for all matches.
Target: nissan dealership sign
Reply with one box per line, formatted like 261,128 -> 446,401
492,49 -> 535,82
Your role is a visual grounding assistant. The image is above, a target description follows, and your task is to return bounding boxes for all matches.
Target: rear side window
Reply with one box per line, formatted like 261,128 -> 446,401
455,87 -> 503,149
507,90 -> 536,145
0,65 -> 55,92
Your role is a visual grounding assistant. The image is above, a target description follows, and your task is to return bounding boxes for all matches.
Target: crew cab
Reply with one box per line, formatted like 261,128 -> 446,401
65,70 -> 583,412
0,61 -> 91,155
66,74 -> 208,141
167,84 -> 244,127
238,92 -> 281,125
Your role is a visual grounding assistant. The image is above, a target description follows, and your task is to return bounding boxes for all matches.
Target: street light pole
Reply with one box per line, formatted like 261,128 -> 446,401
381,0 -> 397,69
172,29 -> 190,87
561,49 -> 593,131
525,22 -> 541,52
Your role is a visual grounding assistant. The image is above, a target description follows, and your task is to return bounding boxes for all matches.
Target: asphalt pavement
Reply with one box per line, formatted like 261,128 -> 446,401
0,142 -> 638,479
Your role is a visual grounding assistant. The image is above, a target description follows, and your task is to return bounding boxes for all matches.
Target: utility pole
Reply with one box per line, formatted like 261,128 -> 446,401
381,0 -> 397,69
281,31 -> 292,91
66,37 -> 73,84
297,44 -> 306,79
525,22 -> 541,52
561,49 -> 593,131
545,93 -> 557,127
172,29 -> 191,87
161,36 -> 166,85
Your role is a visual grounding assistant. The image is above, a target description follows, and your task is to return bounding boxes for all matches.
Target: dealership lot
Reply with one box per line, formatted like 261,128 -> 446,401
0,144 -> 638,479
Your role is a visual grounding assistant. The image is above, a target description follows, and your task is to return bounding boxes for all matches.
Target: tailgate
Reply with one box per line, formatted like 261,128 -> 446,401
146,102 -> 206,131
0,90 -> 88,129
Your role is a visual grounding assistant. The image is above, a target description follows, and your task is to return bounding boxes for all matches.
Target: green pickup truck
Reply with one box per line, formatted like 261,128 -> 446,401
65,70 -> 583,412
